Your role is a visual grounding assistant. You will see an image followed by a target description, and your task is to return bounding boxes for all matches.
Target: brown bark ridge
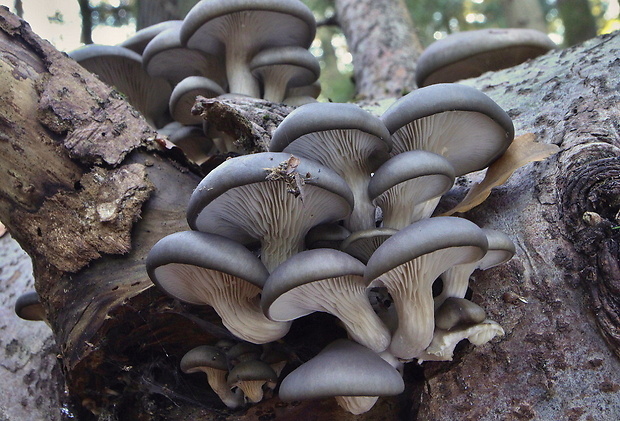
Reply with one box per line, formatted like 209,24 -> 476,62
1,5 -> 620,421
415,32 -> 620,420
334,0 -> 422,100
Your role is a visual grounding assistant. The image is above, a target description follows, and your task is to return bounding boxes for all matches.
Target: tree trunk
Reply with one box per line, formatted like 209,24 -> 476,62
1,5 -> 620,421
556,0 -> 598,46
334,0 -> 422,100
501,0 -> 548,33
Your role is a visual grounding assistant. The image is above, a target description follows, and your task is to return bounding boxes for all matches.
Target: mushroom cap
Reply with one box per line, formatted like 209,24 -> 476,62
305,223 -> 351,250
180,345 -> 228,372
14,291 -> 46,322
180,0 -> 316,53
340,228 -> 397,265
186,152 -> 354,237
168,125 -> 215,165
261,248 -> 366,320
169,76 -> 226,125
365,216 -> 488,283
120,20 -> 182,54
228,359 -> 278,385
249,46 -> 321,102
416,28 -> 557,87
368,151 -> 455,202
270,102 -> 391,153
434,297 -> 487,331
68,44 -> 172,127
380,83 -> 514,176
142,23 -> 227,87
478,228 -> 516,270
146,230 -> 270,304
278,339 -> 404,400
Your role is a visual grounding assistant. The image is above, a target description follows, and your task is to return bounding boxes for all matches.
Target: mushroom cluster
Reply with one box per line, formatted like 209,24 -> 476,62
146,81 -> 517,414
69,0 -> 321,164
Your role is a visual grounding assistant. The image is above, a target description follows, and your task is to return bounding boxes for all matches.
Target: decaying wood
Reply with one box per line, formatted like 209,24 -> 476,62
0,5 -> 619,420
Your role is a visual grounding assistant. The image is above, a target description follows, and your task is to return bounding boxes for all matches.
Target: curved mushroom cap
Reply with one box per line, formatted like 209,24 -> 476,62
68,44 -> 172,128
169,76 -> 226,125
285,80 -> 321,102
14,291 -> 46,322
142,23 -> 227,87
180,0 -> 316,97
478,228 -> 516,270
180,345 -> 228,373
186,153 -> 354,271
261,248 -> 390,352
168,125 -> 215,165
120,20 -> 182,54
380,83 -> 514,176
147,231 -> 290,343
227,359 -> 278,403
365,216 -> 488,360
278,339 -> 404,401
249,46 -> 321,103
434,297 -> 487,331
416,28 -> 557,87
340,228 -> 397,265
147,230 -> 269,301
369,151 -> 456,229
270,102 -> 392,231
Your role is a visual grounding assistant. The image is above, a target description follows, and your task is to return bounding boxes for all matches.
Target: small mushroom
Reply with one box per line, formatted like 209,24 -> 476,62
186,152 -> 354,271
180,345 -> 244,408
340,228 -> 397,264
369,151 -> 456,229
14,291 -> 47,322
227,359 -> 278,404
435,228 -> 515,309
270,102 -> 391,231
146,231 -> 291,343
278,339 -> 404,415
167,124 -> 216,166
261,248 -> 391,353
434,297 -> 487,331
120,20 -> 182,54
416,28 -> 556,87
380,83 -> 514,176
180,0 -> 316,97
169,76 -> 226,125
365,216 -> 488,360
249,46 -> 320,103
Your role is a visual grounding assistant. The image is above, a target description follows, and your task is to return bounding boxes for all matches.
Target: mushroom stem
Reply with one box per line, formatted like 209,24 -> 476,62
434,262 -> 477,309
222,13 -> 261,97
335,396 -> 379,415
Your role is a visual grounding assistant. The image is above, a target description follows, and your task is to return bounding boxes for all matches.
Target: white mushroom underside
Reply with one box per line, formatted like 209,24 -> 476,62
284,129 -> 385,231
197,181 -> 350,272
256,65 -> 316,103
233,379 -> 267,404
375,246 -> 483,360
188,367 -> 243,408
335,395 -> 379,415
147,49 -> 224,85
154,264 -> 290,343
376,177 -> 447,229
390,111 -> 507,175
268,276 -> 391,352
343,235 -> 391,264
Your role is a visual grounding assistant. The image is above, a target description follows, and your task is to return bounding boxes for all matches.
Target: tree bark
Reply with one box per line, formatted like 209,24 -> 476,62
1,5 -> 620,421
501,0 -> 548,33
556,0 -> 598,46
334,0 -> 422,100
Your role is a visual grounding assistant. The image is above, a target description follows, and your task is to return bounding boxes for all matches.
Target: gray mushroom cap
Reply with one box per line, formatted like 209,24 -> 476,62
68,44 -> 172,128
478,228 -> 516,270
340,228 -> 397,265
180,0 -> 316,97
228,359 -> 278,403
380,83 -> 514,176
142,23 -> 227,87
120,20 -> 182,54
278,339 -> 404,401
249,46 -> 321,103
169,76 -> 226,125
180,345 -> 228,373
15,291 -> 46,322
435,297 -> 487,331
146,231 -> 270,303
369,151 -> 456,228
416,28 -> 557,87
305,223 -> 351,250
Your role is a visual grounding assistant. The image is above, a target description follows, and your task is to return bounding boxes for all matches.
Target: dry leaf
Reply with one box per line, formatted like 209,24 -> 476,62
442,133 -> 559,215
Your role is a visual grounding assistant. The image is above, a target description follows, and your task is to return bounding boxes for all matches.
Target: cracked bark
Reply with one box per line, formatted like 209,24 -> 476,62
0,5 -> 619,421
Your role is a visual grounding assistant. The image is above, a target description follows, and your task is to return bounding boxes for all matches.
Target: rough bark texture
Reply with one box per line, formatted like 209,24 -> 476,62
334,0 -> 422,100
1,5 -> 620,421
